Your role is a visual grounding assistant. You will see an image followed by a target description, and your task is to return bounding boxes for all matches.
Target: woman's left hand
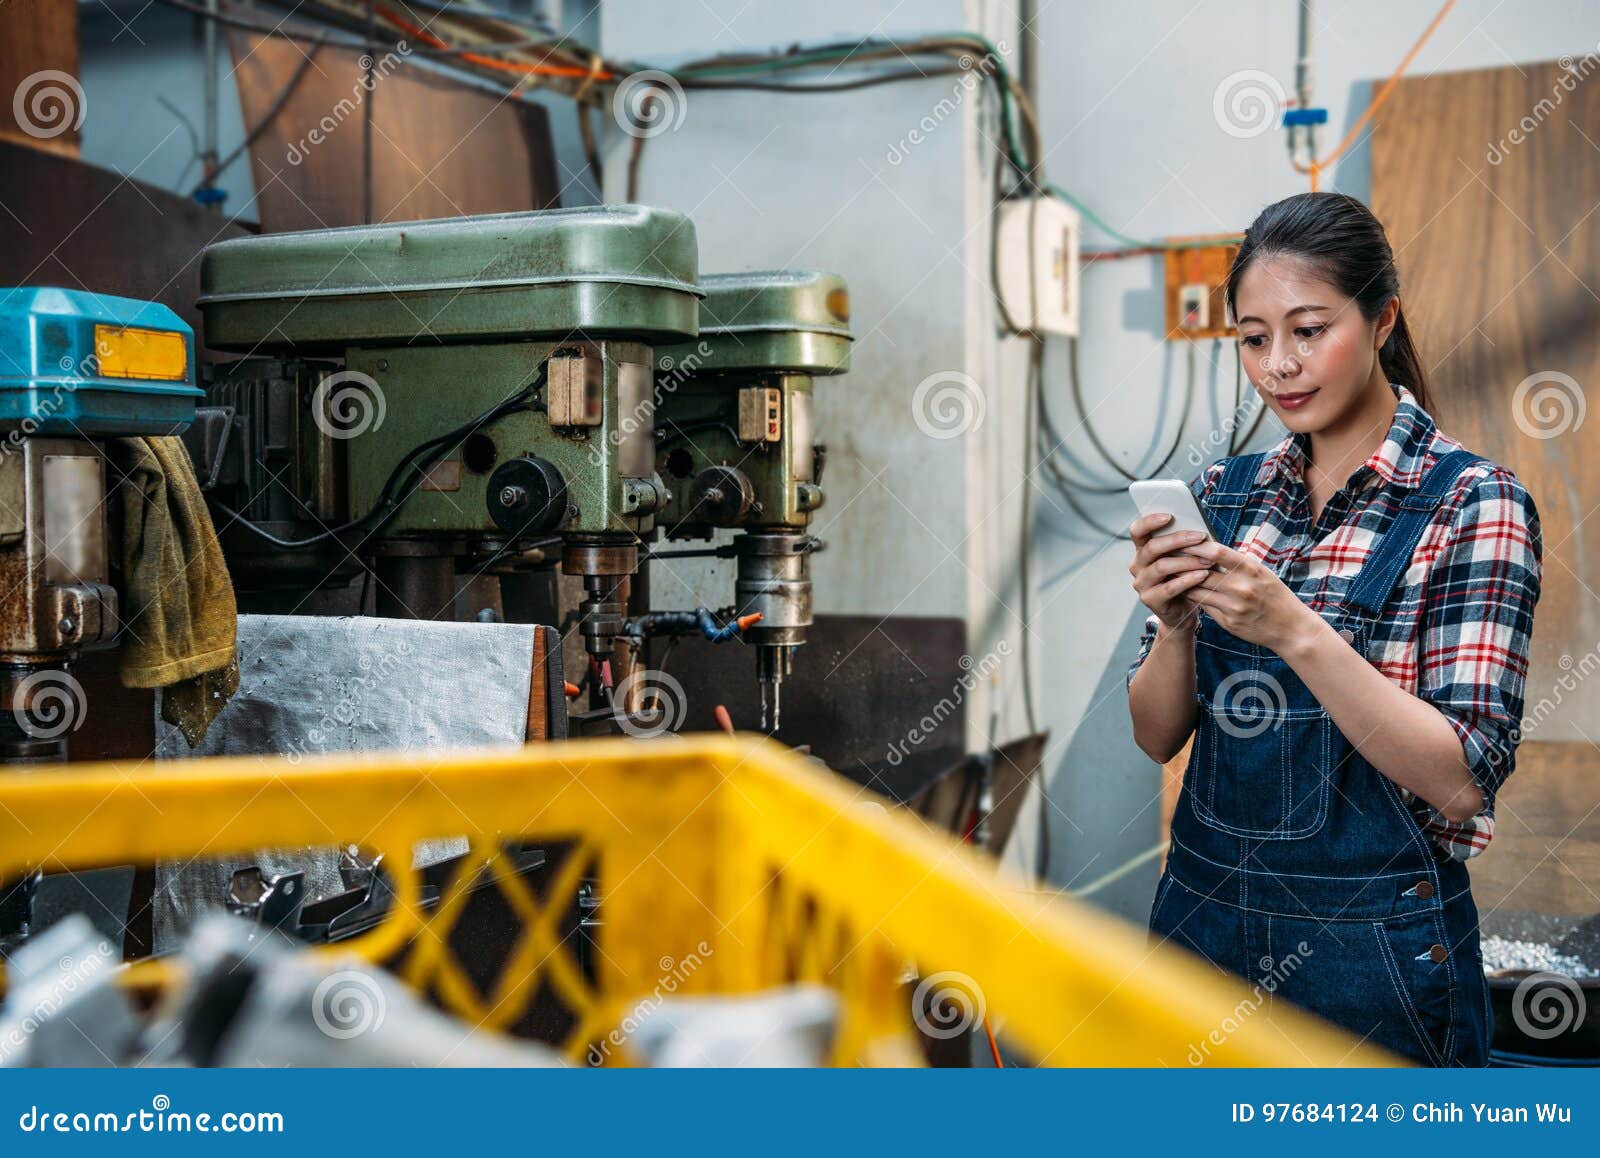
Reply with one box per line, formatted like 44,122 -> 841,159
1179,541 -> 1323,651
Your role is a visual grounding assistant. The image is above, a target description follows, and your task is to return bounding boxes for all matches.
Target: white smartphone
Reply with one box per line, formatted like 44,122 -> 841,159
1127,479 -> 1217,544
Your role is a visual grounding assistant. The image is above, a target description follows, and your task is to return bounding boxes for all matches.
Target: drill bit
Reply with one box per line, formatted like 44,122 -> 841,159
759,677 -> 781,732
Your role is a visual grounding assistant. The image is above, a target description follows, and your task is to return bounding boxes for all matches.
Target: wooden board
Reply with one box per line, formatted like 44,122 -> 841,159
0,0 -> 79,158
1372,58 -> 1600,735
228,29 -> 560,231
1468,741 -> 1600,917
0,141 -> 250,343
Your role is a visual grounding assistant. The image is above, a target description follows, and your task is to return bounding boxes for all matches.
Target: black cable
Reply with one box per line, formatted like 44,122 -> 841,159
1020,338 -> 1042,740
193,37 -> 324,198
153,0 -> 568,59
213,369 -> 546,549
676,66 -> 964,93
1065,335 -> 1196,483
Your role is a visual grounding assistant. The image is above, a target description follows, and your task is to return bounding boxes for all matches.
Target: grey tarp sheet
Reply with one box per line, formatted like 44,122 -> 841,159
152,614 -> 538,953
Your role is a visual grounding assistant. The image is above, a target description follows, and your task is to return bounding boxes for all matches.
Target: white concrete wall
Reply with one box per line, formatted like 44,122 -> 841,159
1012,0 -> 1600,916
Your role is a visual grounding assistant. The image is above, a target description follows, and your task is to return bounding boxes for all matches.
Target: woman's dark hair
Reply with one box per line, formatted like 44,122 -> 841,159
1225,192 -> 1431,413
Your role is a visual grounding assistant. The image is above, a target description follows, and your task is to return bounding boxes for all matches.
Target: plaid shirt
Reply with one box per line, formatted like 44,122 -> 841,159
1128,384 -> 1542,859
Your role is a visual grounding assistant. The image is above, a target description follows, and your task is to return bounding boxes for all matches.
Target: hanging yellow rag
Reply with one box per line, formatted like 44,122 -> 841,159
108,436 -> 239,747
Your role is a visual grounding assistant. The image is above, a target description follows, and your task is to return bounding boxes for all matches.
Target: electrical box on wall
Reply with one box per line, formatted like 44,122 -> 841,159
995,196 -> 1080,336
1164,237 -> 1240,340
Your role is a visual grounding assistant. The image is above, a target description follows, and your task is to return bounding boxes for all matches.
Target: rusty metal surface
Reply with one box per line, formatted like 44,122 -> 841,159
228,30 -> 560,234
0,142 -> 249,342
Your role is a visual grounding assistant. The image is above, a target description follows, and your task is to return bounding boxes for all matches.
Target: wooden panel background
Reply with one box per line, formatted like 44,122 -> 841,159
229,30 -> 560,232
1373,59 -> 1600,917
0,0 -> 79,158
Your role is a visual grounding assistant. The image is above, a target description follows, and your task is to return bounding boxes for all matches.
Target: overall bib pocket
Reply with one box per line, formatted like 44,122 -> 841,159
1191,670 -> 1332,840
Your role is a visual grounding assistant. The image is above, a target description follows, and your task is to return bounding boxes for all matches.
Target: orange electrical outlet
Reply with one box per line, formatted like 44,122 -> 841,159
1164,237 -> 1241,341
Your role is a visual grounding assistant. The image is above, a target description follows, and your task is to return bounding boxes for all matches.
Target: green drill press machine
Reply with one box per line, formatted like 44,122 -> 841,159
188,206 -> 700,715
650,270 -> 853,729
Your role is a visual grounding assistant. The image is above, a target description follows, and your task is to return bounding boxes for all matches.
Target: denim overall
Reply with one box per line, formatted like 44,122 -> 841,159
1149,448 -> 1493,1066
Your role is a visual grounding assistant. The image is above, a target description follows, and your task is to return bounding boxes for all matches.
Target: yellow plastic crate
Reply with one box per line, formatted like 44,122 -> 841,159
0,736 -> 1390,1066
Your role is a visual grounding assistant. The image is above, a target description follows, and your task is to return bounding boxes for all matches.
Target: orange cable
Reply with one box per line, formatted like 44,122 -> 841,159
1297,0 -> 1457,189
984,1015 -> 1004,1067
375,4 -> 616,81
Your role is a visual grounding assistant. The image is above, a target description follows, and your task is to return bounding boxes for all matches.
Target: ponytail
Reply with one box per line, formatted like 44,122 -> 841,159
1379,301 -> 1431,413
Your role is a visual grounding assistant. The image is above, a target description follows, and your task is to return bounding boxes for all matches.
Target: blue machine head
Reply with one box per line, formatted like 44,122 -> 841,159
0,287 -> 203,435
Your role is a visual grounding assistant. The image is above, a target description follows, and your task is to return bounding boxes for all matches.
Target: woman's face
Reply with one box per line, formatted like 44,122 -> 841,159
1231,255 -> 1395,434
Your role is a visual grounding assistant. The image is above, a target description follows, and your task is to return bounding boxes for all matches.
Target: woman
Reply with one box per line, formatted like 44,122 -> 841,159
1125,192 -> 1542,1066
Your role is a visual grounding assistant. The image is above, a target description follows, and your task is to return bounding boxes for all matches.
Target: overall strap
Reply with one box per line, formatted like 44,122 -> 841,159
1344,449 -> 1487,617
1202,452 -> 1267,549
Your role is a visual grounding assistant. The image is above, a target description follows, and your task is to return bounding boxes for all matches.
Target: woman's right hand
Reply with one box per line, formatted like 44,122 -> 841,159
1128,515 -> 1213,631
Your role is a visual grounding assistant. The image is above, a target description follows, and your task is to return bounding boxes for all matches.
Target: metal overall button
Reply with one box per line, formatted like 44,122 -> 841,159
1379,917 -> 1457,1066
1264,908 -> 1454,1066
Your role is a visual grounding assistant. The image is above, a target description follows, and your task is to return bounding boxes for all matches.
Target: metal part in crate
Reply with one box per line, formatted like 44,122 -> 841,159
0,736 -> 1391,1066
